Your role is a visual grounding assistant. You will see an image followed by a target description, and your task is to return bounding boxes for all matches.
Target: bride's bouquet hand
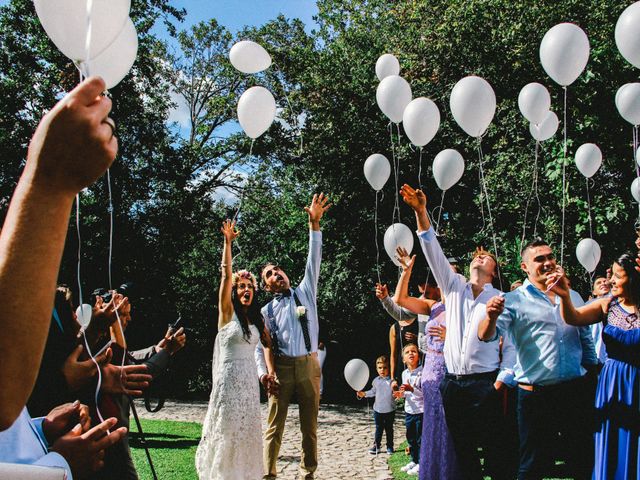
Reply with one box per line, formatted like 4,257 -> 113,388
221,219 -> 239,243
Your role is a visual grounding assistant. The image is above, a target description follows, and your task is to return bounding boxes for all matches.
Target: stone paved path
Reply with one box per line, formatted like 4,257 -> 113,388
134,400 -> 404,479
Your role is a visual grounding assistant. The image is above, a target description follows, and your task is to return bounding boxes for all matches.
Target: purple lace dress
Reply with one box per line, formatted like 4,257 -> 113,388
418,303 -> 462,480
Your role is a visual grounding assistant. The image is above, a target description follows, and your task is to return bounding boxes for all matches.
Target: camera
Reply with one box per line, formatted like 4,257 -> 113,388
92,282 -> 134,303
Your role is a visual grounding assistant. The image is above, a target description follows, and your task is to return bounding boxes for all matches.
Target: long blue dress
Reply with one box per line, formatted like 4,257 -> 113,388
593,300 -> 640,480
418,303 -> 462,480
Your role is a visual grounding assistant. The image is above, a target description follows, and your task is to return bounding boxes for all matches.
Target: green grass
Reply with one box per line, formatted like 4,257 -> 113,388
129,419 -> 201,480
387,441 -> 573,480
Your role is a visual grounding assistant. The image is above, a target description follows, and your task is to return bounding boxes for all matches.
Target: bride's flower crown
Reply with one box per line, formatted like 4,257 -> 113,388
232,270 -> 258,290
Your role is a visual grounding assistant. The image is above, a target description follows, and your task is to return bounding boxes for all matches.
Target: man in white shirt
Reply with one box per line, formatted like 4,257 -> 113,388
401,184 -> 516,480
255,193 -> 330,480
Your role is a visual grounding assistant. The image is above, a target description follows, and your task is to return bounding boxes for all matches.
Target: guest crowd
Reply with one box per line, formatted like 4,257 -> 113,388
361,184 -> 639,480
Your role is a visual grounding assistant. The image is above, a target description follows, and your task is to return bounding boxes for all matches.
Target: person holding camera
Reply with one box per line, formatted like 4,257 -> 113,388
196,220 -> 274,479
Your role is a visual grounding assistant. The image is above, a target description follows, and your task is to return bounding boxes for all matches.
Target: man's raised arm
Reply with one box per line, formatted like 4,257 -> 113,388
0,77 -> 117,429
300,193 -> 331,298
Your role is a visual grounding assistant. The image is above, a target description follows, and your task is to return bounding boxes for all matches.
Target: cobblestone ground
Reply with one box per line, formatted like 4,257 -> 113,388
134,400 -> 404,480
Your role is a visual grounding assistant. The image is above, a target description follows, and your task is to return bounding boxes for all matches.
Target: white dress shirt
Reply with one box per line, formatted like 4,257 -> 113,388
255,230 -> 322,377
401,368 -> 423,414
417,228 -> 515,385
0,408 -> 71,479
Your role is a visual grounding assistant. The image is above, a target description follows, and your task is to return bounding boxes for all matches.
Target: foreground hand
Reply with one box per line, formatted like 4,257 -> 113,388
101,363 -> 151,396
26,76 -> 117,198
221,219 -> 239,243
50,417 -> 127,478
356,391 -> 365,399
63,345 -> 112,392
42,401 -> 91,444
392,390 -> 403,399
304,193 -> 331,228
375,283 -> 389,300
400,184 -> 427,211
403,331 -> 418,344
486,295 -> 505,322
428,325 -> 446,342
494,380 -> 505,392
400,383 -> 414,393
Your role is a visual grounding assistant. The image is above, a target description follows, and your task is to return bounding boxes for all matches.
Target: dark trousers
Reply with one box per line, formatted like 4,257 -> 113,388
517,376 -> 594,480
405,412 -> 423,464
373,410 -> 395,449
439,372 -> 516,480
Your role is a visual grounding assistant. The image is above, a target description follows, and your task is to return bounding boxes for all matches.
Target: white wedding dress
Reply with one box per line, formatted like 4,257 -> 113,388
195,315 -> 263,479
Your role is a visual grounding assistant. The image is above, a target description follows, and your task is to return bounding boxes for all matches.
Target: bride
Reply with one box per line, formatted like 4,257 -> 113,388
196,220 -> 274,479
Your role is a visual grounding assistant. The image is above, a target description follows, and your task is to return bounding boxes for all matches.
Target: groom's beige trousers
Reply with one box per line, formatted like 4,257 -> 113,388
263,353 -> 321,479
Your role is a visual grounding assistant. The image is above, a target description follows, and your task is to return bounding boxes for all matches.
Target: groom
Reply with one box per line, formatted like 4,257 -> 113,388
255,193 -> 331,480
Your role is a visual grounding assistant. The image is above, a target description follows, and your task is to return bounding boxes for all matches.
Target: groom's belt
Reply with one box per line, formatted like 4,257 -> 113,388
276,352 -> 318,362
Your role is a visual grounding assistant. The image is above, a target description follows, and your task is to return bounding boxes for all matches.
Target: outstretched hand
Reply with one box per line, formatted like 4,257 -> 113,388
400,184 -> 427,211
221,219 -> 239,243
395,246 -> 415,272
375,283 -> 389,300
545,266 -> 569,296
305,193 -> 331,229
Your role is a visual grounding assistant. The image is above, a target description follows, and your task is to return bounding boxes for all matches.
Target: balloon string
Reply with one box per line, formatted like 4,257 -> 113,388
634,126 -> 640,225
477,139 -> 502,290
586,177 -> 593,240
272,62 -> 303,156
418,147 -> 423,190
375,191 -> 381,284
82,0 -> 93,77
231,139 -> 255,264
81,331 -> 106,425
389,123 -> 400,225
107,169 -> 114,290
520,140 -> 539,251
533,140 -> 542,238
477,156 -> 487,235
560,86 -> 568,266
433,192 -> 446,236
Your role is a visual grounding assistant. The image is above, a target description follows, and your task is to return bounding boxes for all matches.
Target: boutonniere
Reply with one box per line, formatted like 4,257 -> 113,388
296,306 -> 307,318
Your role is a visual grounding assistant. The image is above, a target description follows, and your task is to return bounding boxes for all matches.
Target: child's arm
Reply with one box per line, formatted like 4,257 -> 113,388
358,380 -> 377,399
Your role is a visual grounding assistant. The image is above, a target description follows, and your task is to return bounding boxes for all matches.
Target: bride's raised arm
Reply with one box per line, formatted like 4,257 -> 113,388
218,219 -> 238,329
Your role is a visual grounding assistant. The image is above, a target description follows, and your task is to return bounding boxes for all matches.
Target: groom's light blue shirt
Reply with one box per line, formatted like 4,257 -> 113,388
494,280 -> 594,386
255,230 -> 322,377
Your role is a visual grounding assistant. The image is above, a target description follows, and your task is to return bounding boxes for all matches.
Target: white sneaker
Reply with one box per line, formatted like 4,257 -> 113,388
400,461 -> 416,472
407,464 -> 420,475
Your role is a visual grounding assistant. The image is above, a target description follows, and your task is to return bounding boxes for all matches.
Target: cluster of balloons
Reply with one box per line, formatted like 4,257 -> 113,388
35,0 -> 137,89
230,40 -> 276,139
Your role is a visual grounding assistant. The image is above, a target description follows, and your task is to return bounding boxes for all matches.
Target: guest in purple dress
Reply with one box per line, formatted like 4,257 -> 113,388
395,247 -> 461,479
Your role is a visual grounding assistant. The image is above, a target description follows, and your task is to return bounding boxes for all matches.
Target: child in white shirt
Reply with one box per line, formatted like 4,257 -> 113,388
393,343 -> 423,475
357,355 -> 395,454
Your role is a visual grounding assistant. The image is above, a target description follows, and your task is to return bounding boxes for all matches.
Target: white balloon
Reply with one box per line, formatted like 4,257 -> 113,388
237,86 -> 276,139
75,304 -> 93,329
363,153 -> 391,191
450,76 -> 496,138
575,238 -> 601,273
615,83 -> 640,125
615,1 -> 640,69
85,18 -> 137,89
529,111 -> 559,142
636,146 -> 640,167
433,149 -> 465,191
229,40 -> 271,74
402,97 -> 440,147
539,23 -> 590,86
376,75 -> 412,124
344,359 -> 369,391
375,54 -> 400,81
574,143 -> 602,178
518,83 -> 551,125
34,0 -> 130,62
383,223 -> 414,267
632,177 -> 640,203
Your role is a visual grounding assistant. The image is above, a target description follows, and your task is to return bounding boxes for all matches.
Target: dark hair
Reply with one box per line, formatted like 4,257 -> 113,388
54,286 -> 80,334
231,287 -> 266,345
613,253 -> 640,307
520,238 -> 549,258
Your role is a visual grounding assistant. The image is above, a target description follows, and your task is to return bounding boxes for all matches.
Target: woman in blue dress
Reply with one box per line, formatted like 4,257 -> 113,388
548,253 -> 640,480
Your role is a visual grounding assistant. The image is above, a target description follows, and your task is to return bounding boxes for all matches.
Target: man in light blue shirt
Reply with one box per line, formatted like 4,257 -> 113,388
255,193 -> 330,480
479,238 -> 595,480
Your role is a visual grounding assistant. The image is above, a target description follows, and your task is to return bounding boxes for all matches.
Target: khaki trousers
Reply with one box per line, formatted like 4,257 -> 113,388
263,353 -> 321,479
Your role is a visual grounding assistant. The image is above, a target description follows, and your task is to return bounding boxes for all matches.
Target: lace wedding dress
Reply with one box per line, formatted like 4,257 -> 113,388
195,315 -> 263,479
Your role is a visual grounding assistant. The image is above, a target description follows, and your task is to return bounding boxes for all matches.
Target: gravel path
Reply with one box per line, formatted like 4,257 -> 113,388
134,399 -> 404,480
